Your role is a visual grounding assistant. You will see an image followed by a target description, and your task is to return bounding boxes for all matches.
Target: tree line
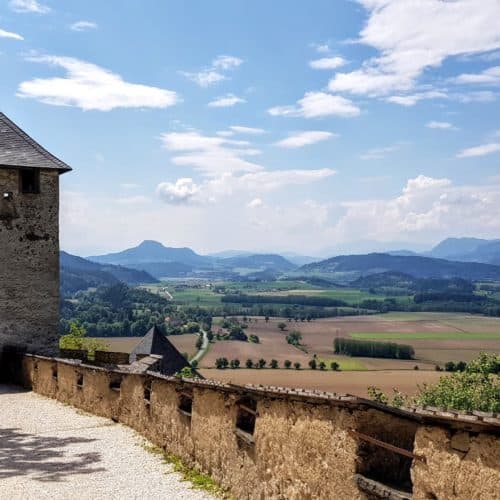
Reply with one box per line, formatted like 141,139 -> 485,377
334,337 -> 415,359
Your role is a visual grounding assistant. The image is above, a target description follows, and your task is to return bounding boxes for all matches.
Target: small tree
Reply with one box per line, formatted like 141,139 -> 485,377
207,331 -> 214,342
284,360 -> 292,369
294,362 -> 301,370
59,321 -> 107,358
286,330 -> 302,346
230,359 -> 240,369
277,322 -> 287,331
246,359 -> 254,368
190,359 -> 198,369
270,359 -> 278,369
445,361 -> 456,372
215,357 -> 229,369
258,358 -> 267,369
265,316 -> 270,323
196,336 -> 203,349
319,361 -> 326,370
309,359 -> 317,370
330,361 -> 340,371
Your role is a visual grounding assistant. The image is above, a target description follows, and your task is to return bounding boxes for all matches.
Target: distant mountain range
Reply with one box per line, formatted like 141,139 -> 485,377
61,236 -> 500,287
87,240 -> 297,279
299,253 -> 500,282
60,251 -> 157,295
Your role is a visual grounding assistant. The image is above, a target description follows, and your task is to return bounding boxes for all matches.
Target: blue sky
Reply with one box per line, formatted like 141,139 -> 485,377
1,0 -> 500,256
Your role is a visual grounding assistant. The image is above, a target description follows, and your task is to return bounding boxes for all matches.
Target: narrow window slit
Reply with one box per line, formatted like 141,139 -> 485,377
235,397 -> 258,444
76,373 -> 84,389
178,391 -> 193,418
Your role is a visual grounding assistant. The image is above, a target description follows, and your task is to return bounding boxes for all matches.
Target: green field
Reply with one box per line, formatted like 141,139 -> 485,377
318,357 -> 366,371
351,332 -> 500,340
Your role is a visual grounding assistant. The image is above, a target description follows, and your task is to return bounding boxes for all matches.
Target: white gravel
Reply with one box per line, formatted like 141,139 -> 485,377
0,385 -> 214,500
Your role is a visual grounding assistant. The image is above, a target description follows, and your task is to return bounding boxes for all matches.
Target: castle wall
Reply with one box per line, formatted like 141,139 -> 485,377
19,355 -> 500,500
0,168 -> 60,357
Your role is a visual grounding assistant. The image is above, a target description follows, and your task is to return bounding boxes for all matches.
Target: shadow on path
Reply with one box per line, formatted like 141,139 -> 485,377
0,427 -> 106,482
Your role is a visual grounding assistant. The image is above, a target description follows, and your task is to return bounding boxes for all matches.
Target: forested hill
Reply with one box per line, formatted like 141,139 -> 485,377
300,253 -> 500,281
60,251 -> 157,295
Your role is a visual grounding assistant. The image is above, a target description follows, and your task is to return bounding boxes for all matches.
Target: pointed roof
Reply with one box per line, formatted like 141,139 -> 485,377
0,112 -> 71,173
129,325 -> 192,376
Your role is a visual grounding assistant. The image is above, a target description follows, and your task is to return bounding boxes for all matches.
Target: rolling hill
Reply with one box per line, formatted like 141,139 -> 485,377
300,253 -> 500,282
219,253 -> 296,272
60,251 -> 157,295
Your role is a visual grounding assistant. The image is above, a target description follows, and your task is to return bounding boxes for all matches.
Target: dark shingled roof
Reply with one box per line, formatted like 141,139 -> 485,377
0,112 -> 72,173
129,325 -> 192,376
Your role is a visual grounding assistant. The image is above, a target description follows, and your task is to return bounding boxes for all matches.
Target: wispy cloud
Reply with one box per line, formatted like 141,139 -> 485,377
328,1 -> 500,97
454,66 -> 500,85
182,54 -> 243,87
9,0 -> 50,14
360,144 -> 401,160
160,131 -> 260,177
457,142 -> 500,158
311,43 -> 330,54
426,121 -> 457,130
386,91 -> 447,107
309,57 -> 346,70
274,131 -> 336,149
0,28 -> 24,40
230,126 -> 266,135
18,55 -> 179,111
268,91 -> 360,118
207,94 -> 246,108
70,21 -> 98,32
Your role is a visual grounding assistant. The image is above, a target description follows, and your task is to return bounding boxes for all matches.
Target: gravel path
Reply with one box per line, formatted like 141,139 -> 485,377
0,385 -> 214,500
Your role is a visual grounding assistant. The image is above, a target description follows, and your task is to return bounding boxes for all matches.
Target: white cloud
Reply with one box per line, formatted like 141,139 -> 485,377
70,21 -> 98,32
182,70 -> 226,87
247,197 -> 263,209
454,66 -> 500,85
386,91 -> 447,107
454,90 -> 498,103
274,131 -> 335,148
360,144 -> 401,160
216,130 -> 234,137
328,0 -> 500,97
160,131 -> 261,177
457,142 -> 500,158
426,121 -> 456,130
230,125 -> 266,135
182,54 -> 243,87
207,94 -> 246,108
18,55 -> 179,111
309,57 -> 346,70
334,175 -> 500,243
157,178 -> 202,205
212,55 -> 243,70
268,91 -> 360,118
311,43 -> 330,54
9,0 -> 50,13
0,28 -> 23,40
157,168 -> 336,205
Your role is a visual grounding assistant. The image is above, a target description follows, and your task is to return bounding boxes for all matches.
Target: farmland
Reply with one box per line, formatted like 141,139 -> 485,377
200,368 -> 443,397
201,313 -> 500,370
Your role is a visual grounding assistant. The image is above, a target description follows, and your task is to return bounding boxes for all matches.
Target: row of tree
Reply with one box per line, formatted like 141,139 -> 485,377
214,357 -> 341,370
334,337 -> 415,359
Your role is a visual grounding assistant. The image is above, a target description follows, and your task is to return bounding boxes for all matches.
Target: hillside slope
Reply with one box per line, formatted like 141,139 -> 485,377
300,253 -> 500,281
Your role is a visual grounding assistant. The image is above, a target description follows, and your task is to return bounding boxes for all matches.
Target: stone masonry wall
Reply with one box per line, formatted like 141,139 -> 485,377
19,356 -> 500,500
0,168 -> 60,357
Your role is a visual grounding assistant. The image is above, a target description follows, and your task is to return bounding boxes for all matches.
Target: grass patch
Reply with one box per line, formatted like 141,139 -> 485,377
318,357 -> 366,371
143,444 -> 228,497
351,332 -> 500,340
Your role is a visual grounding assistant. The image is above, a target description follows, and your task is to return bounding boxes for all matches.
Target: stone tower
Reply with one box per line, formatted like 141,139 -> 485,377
0,112 -> 71,358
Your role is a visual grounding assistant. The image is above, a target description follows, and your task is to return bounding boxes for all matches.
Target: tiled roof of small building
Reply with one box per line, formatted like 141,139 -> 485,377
0,112 -> 71,172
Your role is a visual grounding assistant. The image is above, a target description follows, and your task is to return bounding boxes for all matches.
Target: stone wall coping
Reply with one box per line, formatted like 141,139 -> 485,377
26,354 -> 500,433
